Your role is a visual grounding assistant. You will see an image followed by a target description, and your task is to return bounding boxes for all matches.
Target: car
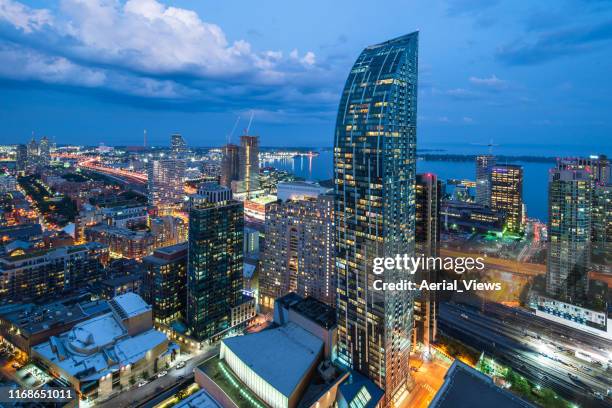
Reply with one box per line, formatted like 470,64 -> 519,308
175,361 -> 186,369
137,380 -> 148,388
157,370 -> 168,378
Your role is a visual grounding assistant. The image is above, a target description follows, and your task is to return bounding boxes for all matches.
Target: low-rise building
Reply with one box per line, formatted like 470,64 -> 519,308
430,360 -> 534,408
32,293 -> 175,402
0,294 -> 110,356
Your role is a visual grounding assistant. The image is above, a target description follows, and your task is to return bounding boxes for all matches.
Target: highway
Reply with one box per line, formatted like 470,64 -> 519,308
439,301 -> 612,408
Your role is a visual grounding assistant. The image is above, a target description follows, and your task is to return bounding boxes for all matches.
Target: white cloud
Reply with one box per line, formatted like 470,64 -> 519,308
469,74 -> 507,89
0,0 -> 324,106
0,0 -> 51,33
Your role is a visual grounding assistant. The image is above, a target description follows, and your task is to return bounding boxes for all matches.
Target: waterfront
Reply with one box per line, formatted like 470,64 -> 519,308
260,149 -> 601,222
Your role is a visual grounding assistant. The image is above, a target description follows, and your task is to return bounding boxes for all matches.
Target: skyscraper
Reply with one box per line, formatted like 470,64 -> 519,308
220,143 -> 240,188
142,243 -> 188,325
147,158 -> 184,207
186,183 -> 244,341
27,137 -> 38,168
591,183 -> 611,264
414,173 -> 442,349
259,192 -> 335,307
491,164 -> 524,234
171,133 -> 188,158
39,136 -> 50,166
546,168 -> 592,303
334,32 -> 418,404
237,135 -> 260,197
15,144 -> 27,172
475,155 -> 496,207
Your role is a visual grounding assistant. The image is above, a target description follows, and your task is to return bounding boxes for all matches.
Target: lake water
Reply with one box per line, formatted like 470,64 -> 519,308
261,146 -> 607,222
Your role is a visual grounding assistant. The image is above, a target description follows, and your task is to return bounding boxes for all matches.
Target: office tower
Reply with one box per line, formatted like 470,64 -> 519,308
38,136 -> 50,166
220,143 -> 240,188
475,155 -> 496,207
490,164 -> 524,234
260,193 -> 335,308
591,184 -> 611,263
27,137 -> 38,167
147,158 -> 184,207
0,242 -> 108,302
142,243 -> 188,324
334,32 -> 418,404
171,133 -> 188,158
546,168 -> 592,303
15,144 -> 27,172
414,173 -> 442,349
238,135 -> 260,196
186,183 -> 244,341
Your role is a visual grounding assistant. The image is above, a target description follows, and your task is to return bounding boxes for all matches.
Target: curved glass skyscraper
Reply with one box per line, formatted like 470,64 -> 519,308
334,33 -> 418,406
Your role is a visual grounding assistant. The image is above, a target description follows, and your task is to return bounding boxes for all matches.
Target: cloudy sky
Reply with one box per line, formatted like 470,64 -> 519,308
0,0 -> 611,150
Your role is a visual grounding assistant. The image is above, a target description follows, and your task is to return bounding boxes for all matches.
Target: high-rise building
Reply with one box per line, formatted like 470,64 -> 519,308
415,173 -> 442,258
546,168 -> 592,303
147,158 -> 185,207
15,144 -> 27,172
0,242 -> 108,302
27,137 -> 38,168
237,135 -> 260,197
475,155 -> 496,207
38,136 -> 50,166
186,183 -> 244,341
591,183 -> 611,264
414,173 -> 442,349
334,32 -> 418,404
557,155 -> 611,265
490,164 -> 524,234
142,243 -> 188,325
259,193 -> 335,308
557,154 -> 610,185
220,143 -> 240,188
171,133 -> 188,158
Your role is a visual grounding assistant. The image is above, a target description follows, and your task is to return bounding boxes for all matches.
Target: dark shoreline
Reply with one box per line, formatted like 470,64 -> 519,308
417,153 -> 558,163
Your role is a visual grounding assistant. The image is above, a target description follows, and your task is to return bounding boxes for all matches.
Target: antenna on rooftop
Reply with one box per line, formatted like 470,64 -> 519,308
144,129 -> 147,148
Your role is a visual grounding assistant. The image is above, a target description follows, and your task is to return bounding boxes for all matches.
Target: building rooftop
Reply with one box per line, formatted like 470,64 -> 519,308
110,292 -> 151,319
173,389 -> 222,408
275,293 -> 337,329
337,371 -> 384,408
430,360 -> 534,408
0,295 -> 110,338
221,322 -> 323,398
32,294 -> 167,382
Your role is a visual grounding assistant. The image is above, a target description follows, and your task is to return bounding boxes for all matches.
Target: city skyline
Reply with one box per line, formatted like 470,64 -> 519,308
1,0 -> 611,150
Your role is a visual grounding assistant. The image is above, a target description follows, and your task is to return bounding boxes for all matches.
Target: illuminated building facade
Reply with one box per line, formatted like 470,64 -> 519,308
237,135 -> 260,197
260,193 -> 335,308
171,133 -> 188,158
592,183 -> 611,264
414,173 -> 442,348
334,32 -> 418,404
475,155 -> 496,207
546,168 -> 592,303
39,136 -> 50,166
142,243 -> 188,325
147,158 -> 185,207
186,184 -> 244,341
0,242 -> 108,302
490,164 -> 524,234
15,144 -> 27,172
221,143 -> 240,188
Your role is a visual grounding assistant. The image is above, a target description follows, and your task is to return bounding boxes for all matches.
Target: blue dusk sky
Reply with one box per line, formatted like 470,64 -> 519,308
0,0 -> 611,150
